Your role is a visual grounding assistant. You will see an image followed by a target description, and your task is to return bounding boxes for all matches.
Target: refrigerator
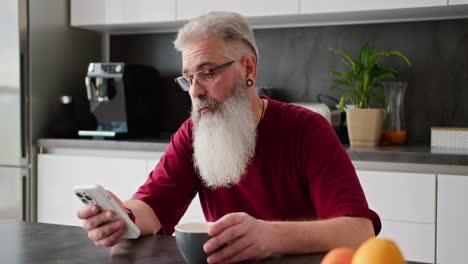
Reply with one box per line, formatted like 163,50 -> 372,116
0,0 -> 101,221
0,0 -> 29,221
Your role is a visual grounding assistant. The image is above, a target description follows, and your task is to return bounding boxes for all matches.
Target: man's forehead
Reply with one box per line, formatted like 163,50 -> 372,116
182,61 -> 216,74
180,37 -> 227,73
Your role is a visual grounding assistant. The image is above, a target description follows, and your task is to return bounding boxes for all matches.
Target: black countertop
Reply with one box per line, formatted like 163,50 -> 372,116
345,145 -> 468,166
0,220 -> 427,264
38,138 -> 468,166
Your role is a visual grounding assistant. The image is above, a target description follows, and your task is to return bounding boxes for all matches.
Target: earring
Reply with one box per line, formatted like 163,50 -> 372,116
246,79 -> 254,87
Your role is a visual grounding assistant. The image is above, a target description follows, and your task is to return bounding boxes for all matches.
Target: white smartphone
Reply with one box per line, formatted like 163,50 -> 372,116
73,184 -> 141,239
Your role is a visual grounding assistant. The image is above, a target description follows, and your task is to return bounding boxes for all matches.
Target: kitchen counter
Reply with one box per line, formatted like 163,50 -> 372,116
38,138 -> 468,166
346,145 -> 468,166
0,220 -> 426,264
38,138 -> 170,153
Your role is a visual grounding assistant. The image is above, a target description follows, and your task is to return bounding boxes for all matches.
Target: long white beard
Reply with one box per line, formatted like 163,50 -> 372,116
191,81 -> 257,189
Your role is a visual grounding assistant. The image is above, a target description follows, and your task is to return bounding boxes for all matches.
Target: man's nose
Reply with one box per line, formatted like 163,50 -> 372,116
189,79 -> 207,99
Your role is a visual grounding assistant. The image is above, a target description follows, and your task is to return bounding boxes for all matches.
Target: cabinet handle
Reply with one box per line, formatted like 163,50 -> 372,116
22,175 -> 27,221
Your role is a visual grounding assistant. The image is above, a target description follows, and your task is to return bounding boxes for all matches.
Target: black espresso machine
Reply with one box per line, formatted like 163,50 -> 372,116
79,62 -> 160,139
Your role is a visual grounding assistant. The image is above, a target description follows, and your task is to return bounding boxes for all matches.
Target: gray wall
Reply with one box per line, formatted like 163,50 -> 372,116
29,0 -> 101,220
111,18 -> 468,145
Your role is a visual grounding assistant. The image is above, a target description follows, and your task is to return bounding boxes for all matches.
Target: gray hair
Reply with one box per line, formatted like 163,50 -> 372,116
174,11 -> 259,62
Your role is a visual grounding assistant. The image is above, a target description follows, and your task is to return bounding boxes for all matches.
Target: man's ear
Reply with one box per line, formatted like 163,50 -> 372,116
243,53 -> 257,81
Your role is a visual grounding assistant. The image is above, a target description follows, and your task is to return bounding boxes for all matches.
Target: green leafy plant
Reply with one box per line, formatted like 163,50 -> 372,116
329,42 -> 411,110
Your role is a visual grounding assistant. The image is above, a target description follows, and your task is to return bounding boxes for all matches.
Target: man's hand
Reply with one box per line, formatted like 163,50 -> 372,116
76,191 -> 127,247
203,212 -> 275,263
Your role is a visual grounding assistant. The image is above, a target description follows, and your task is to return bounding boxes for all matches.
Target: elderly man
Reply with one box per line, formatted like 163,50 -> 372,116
77,11 -> 380,263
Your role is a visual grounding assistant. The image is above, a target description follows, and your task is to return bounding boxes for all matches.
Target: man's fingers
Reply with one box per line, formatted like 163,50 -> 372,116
83,211 -> 115,231
94,227 -> 126,247
222,244 -> 257,264
206,235 -> 252,263
208,212 -> 245,236
88,219 -> 126,242
204,223 -> 246,254
76,191 -> 128,248
77,204 -> 100,220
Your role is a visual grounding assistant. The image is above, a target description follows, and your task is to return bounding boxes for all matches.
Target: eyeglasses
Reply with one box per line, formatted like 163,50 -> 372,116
174,60 -> 236,91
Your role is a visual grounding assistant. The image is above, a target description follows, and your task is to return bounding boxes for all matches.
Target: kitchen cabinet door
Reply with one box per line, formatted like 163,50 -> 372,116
176,0 -> 299,21
70,0 -> 106,26
437,174 -> 468,264
120,0 -> 176,23
356,170 -> 436,263
356,170 -> 436,223
178,194 -> 205,224
300,0 -> 447,14
380,220 -> 435,263
38,154 -> 148,226
449,0 -> 468,4
71,0 -> 176,26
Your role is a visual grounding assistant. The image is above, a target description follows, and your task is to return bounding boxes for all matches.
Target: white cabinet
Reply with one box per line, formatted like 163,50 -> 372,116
70,0 -> 106,26
38,151 -> 205,227
356,170 -> 436,263
179,196 -> 205,224
71,0 -> 176,26
38,154 -> 149,226
450,0 -> 468,4
300,0 -> 447,14
176,0 -> 298,21
70,0 -> 468,32
437,174 -> 468,264
357,171 -> 436,223
380,220 -> 435,263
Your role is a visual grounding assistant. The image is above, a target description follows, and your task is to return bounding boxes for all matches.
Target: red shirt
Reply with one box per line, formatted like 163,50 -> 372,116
133,97 -> 381,235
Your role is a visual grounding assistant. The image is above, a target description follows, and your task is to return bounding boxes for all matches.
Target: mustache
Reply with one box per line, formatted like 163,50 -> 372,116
192,97 -> 221,113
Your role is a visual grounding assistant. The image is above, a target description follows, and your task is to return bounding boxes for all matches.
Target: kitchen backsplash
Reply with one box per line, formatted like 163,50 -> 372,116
110,18 -> 468,145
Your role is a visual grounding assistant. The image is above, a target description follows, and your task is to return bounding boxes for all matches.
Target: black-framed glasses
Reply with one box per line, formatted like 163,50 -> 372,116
174,60 -> 236,91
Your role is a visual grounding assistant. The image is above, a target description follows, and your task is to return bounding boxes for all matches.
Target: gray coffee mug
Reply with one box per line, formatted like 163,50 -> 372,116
175,222 -> 212,264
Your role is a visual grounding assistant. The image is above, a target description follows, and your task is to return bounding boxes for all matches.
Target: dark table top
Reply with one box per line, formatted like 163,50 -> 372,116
0,220 -> 326,264
0,220 -> 428,264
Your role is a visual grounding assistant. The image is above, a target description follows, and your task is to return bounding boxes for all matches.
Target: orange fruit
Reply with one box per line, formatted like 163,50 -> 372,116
321,247 -> 355,264
352,237 -> 405,264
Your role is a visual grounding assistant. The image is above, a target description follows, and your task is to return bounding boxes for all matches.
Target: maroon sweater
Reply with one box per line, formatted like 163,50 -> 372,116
133,97 -> 381,235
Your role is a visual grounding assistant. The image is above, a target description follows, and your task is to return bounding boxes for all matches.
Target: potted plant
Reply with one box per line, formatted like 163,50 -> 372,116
329,42 -> 411,147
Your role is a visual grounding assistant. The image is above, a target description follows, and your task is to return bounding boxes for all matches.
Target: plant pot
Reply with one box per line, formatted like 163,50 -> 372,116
346,108 -> 384,147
